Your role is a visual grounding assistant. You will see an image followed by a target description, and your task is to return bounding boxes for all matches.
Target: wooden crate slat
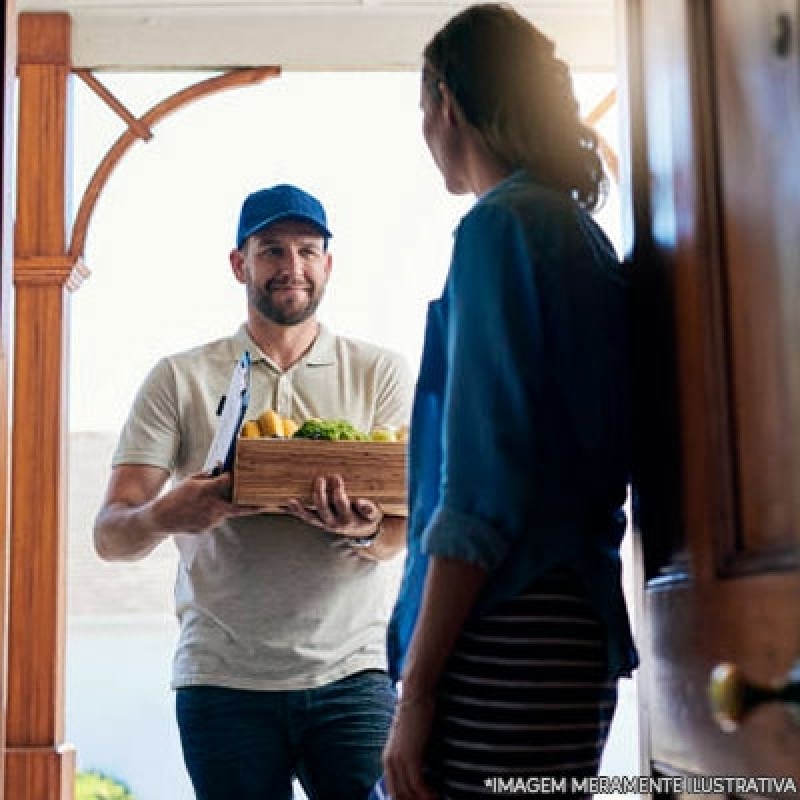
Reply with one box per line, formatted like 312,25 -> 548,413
233,439 -> 408,516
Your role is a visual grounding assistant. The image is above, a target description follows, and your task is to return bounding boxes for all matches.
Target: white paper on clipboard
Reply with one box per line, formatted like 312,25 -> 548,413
203,351 -> 251,475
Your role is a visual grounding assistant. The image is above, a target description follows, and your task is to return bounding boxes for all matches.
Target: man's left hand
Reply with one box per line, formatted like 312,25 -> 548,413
285,474 -> 382,539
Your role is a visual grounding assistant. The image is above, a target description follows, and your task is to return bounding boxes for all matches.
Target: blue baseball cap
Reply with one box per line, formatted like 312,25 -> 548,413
235,184 -> 332,249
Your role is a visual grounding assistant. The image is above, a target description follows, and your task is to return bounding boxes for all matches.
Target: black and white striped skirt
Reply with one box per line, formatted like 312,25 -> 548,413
426,569 -> 618,799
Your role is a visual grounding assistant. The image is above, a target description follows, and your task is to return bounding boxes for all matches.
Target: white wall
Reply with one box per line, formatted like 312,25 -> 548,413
67,616 -> 195,800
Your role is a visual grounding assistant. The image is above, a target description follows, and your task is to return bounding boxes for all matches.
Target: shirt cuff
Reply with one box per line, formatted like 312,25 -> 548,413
420,504 -> 511,571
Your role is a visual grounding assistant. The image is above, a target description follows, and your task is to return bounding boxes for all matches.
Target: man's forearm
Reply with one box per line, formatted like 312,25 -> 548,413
369,515 -> 407,560
94,502 -> 169,562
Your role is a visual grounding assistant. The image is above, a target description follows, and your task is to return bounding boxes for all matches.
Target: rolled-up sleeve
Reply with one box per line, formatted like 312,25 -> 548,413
421,204 -> 544,570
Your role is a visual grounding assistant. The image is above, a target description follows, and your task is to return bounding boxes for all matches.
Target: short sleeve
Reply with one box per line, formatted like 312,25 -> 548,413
373,350 -> 415,431
112,358 -> 182,471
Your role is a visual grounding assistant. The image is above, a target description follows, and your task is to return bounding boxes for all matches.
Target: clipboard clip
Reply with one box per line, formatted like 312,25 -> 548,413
203,351 -> 251,476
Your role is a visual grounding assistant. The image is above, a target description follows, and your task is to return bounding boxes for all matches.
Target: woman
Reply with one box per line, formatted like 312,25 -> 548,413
382,4 -> 637,799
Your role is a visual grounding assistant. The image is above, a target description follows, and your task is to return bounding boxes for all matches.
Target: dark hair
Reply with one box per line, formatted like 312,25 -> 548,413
423,2 -> 606,210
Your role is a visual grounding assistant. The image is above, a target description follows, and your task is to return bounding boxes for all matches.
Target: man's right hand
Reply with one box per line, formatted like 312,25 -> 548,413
148,471 -> 264,534
94,464 -> 266,562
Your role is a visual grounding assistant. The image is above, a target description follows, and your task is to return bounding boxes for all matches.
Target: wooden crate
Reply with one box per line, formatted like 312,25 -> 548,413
233,438 -> 408,516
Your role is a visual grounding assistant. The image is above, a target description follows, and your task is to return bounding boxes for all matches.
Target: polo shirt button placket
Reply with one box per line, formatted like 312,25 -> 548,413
276,374 -> 291,417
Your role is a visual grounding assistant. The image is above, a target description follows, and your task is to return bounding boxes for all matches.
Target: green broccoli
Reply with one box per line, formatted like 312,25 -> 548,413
293,419 -> 369,441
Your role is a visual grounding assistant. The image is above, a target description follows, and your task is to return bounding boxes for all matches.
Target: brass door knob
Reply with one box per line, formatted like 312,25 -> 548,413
709,661 -> 800,732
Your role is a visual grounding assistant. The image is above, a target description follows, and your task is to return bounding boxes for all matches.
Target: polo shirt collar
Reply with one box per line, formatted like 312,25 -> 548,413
303,324 -> 336,366
230,323 -> 336,368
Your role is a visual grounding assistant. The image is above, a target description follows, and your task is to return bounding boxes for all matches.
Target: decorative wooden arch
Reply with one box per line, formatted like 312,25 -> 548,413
69,65 -> 280,260
8,12 -> 279,800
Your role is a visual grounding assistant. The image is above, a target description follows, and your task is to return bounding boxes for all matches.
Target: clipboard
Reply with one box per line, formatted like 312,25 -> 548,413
203,351 -> 251,475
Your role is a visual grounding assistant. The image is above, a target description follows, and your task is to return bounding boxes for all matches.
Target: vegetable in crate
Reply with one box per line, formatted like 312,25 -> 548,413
240,420 -> 261,439
293,419 -> 369,441
258,409 -> 285,437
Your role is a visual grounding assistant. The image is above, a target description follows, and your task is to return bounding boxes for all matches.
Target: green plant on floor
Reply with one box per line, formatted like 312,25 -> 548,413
75,770 -> 135,800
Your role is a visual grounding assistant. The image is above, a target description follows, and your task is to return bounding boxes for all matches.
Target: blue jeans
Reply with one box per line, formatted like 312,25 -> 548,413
176,670 -> 396,800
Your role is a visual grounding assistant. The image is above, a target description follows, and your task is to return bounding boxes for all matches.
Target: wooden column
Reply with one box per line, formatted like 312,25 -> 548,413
7,13 -> 80,800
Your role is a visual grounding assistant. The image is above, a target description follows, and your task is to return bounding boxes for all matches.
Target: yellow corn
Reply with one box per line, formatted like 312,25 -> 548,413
258,409 -> 285,438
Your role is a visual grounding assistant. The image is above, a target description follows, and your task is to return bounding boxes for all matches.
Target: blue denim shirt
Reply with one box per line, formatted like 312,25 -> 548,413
387,171 -> 638,681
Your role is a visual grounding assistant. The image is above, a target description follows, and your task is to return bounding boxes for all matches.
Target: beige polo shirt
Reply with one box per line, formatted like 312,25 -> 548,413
113,324 -> 414,690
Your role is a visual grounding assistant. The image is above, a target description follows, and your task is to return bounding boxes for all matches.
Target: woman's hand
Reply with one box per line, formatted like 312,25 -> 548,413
284,474 -> 383,539
383,694 -> 438,800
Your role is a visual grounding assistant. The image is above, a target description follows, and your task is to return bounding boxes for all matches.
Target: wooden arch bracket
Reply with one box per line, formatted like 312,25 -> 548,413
585,87 -> 617,126
584,88 -> 619,184
14,256 -> 90,292
68,66 -> 281,261
73,69 -> 153,142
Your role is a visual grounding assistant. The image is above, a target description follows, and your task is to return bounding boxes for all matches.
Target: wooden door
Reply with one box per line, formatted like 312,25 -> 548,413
622,0 -> 800,788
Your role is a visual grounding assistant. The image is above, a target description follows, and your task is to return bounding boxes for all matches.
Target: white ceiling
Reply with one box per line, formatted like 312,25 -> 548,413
16,0 -> 617,71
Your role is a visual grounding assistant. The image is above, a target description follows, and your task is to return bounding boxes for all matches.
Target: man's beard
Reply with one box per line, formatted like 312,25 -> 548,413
249,279 -> 324,326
